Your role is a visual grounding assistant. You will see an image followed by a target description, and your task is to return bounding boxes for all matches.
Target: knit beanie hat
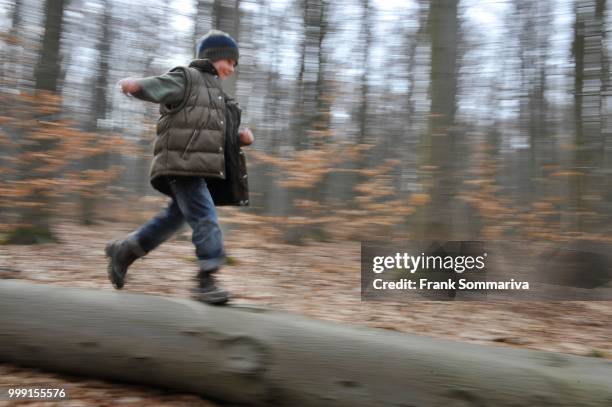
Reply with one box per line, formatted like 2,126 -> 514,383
195,29 -> 239,66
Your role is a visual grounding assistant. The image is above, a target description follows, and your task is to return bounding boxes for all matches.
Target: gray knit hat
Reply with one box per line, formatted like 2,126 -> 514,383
195,29 -> 239,66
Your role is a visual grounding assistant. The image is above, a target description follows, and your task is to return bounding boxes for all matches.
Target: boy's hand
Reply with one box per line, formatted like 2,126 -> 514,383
239,128 -> 254,146
117,78 -> 141,96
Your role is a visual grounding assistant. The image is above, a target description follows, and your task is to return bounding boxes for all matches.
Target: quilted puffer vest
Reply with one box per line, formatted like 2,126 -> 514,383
150,59 -> 227,195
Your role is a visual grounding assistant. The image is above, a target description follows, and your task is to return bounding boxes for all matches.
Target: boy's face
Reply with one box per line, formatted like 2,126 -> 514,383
212,58 -> 236,80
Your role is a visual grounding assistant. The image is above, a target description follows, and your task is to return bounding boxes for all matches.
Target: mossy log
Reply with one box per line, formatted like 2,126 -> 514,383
0,280 -> 611,406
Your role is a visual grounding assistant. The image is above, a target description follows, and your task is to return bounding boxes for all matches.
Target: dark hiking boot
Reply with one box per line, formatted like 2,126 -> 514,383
105,237 -> 144,289
192,269 -> 230,305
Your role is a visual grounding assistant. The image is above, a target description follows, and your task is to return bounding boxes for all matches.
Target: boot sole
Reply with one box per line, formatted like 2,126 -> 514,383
105,241 -> 125,290
192,290 -> 230,305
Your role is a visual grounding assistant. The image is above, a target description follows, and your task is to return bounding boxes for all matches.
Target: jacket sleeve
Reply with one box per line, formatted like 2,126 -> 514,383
132,71 -> 187,105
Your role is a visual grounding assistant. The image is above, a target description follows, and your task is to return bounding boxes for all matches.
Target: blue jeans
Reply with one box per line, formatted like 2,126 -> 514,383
130,176 -> 225,272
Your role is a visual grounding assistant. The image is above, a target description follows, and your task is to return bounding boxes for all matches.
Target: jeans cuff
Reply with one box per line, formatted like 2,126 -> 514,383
126,232 -> 147,257
197,257 -> 225,272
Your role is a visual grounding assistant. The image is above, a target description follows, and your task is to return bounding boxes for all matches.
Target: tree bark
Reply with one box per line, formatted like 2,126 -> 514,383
417,0 -> 459,240
570,0 -> 607,233
34,0 -> 66,92
1,280 -> 611,406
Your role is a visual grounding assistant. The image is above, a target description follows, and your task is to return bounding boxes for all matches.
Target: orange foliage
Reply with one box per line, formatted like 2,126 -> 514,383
0,90 -> 141,222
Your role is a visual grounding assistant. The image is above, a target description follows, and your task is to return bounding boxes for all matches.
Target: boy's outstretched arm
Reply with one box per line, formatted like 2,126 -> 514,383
117,71 -> 186,105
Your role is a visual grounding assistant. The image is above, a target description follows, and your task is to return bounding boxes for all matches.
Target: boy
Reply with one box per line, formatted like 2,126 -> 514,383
105,30 -> 253,305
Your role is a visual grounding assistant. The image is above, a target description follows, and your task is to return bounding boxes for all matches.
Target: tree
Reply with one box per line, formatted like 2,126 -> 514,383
570,0 -> 607,232
80,0 -> 113,225
8,0 -> 67,243
281,0 -> 331,243
34,0 -> 66,93
417,0 -> 459,240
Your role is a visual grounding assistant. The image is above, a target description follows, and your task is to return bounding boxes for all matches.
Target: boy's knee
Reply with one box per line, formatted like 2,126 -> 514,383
192,218 -> 222,239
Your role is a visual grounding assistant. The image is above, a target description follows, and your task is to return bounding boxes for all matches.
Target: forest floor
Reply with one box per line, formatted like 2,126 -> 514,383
1,221 -> 611,406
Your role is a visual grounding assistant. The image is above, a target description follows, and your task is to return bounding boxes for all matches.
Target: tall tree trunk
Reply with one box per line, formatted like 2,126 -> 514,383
282,0 -> 328,244
291,0 -> 325,152
80,0 -> 113,225
9,0 -> 66,244
34,0 -> 66,93
339,0 -> 374,208
1,0 -> 23,181
570,0 -> 606,233
1,0 -> 23,86
516,1 -> 550,211
357,0 -> 372,147
417,0 -> 459,240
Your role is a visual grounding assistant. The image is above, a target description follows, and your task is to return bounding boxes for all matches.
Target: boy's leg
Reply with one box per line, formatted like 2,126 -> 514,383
169,176 -> 228,304
106,198 -> 185,289
132,198 -> 186,253
170,177 -> 225,271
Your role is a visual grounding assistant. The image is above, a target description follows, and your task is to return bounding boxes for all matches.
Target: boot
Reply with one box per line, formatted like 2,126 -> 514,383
192,269 -> 230,305
104,237 -> 144,289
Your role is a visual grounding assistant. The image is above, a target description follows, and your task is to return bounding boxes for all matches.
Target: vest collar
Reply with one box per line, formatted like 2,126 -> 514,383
189,59 -> 218,76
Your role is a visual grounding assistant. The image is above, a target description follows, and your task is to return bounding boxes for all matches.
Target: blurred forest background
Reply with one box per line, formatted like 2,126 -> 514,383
0,0 -> 611,246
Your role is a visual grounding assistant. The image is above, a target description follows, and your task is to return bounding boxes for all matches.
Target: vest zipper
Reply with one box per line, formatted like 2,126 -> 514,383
181,129 -> 200,160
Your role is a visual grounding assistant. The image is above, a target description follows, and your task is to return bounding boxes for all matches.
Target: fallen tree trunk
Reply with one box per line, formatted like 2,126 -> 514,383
0,280 -> 611,406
